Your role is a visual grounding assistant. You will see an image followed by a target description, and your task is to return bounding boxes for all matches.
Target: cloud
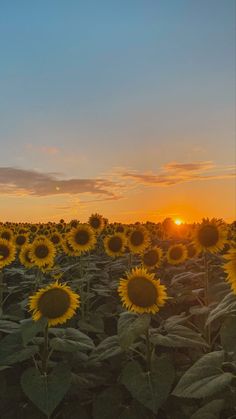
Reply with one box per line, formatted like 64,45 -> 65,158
0,167 -> 120,199
121,161 -> 236,187
164,161 -> 214,172
25,144 -> 60,155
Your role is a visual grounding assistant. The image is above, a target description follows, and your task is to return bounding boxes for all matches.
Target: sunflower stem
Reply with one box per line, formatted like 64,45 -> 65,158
128,252 -> 132,270
79,255 -> 85,320
42,323 -> 49,374
145,328 -> 152,372
204,252 -> 211,346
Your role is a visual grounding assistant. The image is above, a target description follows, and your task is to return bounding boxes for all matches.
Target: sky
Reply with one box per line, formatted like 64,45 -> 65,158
0,0 -> 235,223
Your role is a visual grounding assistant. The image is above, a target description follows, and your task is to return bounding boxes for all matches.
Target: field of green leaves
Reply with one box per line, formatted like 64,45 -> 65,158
0,216 -> 235,418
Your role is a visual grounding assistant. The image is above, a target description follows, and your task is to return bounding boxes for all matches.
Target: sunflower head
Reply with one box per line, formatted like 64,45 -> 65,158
30,238 -> 56,268
29,281 -> 80,326
187,244 -> 199,259
88,213 -> 104,232
167,244 -> 188,265
0,228 -> 13,242
142,247 -> 163,269
14,233 -> 29,248
0,239 -> 16,269
193,218 -> 228,253
19,244 -> 35,269
50,232 -> 62,246
67,224 -> 96,254
104,233 -> 126,257
118,267 -> 168,314
115,224 -> 126,234
128,226 -> 150,254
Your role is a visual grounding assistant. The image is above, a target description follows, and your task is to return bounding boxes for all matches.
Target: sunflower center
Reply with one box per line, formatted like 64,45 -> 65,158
198,225 -> 219,247
1,232 -> 11,241
116,225 -> 125,233
51,235 -> 60,244
16,235 -> 26,246
90,218 -> 101,229
75,230 -> 89,245
0,244 -> 10,260
143,250 -> 159,266
169,246 -> 183,260
38,288 -> 70,319
130,231 -> 144,246
35,244 -> 49,259
127,276 -> 157,307
108,236 -> 123,252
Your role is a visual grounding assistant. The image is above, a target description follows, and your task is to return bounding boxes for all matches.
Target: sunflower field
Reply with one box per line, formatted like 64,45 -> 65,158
0,215 -> 235,419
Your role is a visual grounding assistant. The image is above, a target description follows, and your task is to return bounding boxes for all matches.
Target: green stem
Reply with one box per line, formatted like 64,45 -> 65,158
79,255 -> 85,320
128,252 -> 132,270
145,329 -> 152,372
42,323 -> 49,374
204,252 -> 211,346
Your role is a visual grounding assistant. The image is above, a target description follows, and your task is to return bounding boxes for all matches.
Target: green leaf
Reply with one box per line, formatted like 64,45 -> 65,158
220,316 -> 236,353
49,327 -> 94,353
21,317 -> 47,346
91,336 -> 123,361
120,357 -> 175,414
206,293 -> 236,326
118,312 -> 150,350
190,399 -> 224,419
0,319 -> 20,333
150,324 -> 208,349
172,351 -> 234,398
21,364 -> 72,417
0,331 -> 38,365
0,345 -> 38,366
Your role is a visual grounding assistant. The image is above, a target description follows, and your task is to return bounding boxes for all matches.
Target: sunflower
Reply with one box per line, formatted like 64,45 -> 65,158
14,233 -> 29,248
118,267 -> 168,314
142,247 -> 163,269
193,218 -> 228,254
187,243 -> 200,259
19,244 -> 35,269
167,244 -> 188,265
88,213 -> 104,233
67,224 -> 96,254
0,228 -> 13,242
50,232 -> 62,246
62,239 -> 81,257
127,226 -> 150,254
29,281 -> 80,326
115,224 -> 127,234
223,249 -> 236,294
30,238 -> 56,268
30,224 -> 38,234
0,239 -> 16,269
104,233 -> 126,257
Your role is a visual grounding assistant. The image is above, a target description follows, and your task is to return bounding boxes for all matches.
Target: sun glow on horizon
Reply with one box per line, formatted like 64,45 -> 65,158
174,219 -> 183,225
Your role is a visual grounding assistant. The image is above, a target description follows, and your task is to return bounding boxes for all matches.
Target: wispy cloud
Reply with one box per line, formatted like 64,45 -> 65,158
121,161 -> 236,186
164,161 -> 214,172
0,167 -> 120,199
0,161 -> 234,202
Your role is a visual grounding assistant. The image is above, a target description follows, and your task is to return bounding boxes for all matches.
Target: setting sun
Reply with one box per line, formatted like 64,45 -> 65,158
175,219 -> 183,225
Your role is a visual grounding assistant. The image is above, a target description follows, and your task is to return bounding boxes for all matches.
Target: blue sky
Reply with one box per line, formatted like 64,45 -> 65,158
0,1 -> 235,222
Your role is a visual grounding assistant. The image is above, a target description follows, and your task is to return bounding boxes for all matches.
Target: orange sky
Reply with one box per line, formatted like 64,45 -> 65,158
0,2 -> 235,224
